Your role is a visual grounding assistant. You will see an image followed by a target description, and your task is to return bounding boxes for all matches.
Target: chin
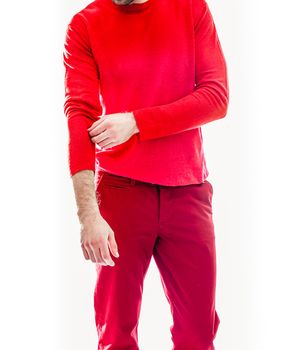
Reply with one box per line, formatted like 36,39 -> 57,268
112,0 -> 135,5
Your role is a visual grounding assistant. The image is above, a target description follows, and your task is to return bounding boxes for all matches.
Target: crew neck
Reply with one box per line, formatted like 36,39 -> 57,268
107,0 -> 154,13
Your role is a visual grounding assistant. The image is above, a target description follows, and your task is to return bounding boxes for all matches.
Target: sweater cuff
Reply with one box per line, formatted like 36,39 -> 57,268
67,116 -> 96,177
132,107 -> 162,142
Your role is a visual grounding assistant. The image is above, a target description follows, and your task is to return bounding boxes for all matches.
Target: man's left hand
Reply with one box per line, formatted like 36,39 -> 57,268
88,112 -> 139,149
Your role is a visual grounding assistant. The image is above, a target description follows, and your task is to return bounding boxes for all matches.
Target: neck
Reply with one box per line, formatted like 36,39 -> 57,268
112,0 -> 148,5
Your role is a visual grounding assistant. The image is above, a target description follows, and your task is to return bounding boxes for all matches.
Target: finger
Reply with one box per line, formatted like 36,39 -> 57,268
98,139 -> 118,149
89,124 -> 107,137
92,243 -> 106,265
87,244 -> 97,263
98,248 -> 109,266
88,117 -> 104,131
100,239 -> 115,266
81,244 -> 90,260
87,121 -> 99,132
88,123 -> 100,134
88,118 -> 107,134
108,230 -> 119,258
91,130 -> 109,144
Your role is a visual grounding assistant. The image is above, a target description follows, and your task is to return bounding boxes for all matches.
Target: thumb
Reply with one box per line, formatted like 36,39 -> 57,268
108,230 -> 119,258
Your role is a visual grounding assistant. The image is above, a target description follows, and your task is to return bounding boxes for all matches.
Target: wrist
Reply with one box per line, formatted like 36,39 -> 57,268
77,207 -> 100,224
130,112 -> 140,134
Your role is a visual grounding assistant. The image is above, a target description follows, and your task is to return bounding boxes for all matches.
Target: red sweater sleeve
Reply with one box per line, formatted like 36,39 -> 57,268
63,13 -> 102,177
132,0 -> 229,142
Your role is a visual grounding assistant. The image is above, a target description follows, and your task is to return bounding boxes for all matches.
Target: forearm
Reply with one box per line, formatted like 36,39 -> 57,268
71,170 -> 100,223
131,0 -> 229,142
63,13 -> 102,176
67,116 -> 97,176
132,83 -> 228,141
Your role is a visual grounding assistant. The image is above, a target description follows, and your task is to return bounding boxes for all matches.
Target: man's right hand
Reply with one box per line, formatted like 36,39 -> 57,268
71,169 -> 119,266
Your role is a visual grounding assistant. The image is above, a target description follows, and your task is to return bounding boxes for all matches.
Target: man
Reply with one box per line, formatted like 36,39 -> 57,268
63,0 -> 229,348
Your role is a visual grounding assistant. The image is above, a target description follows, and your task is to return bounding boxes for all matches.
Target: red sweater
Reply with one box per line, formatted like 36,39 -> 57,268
63,0 -> 229,186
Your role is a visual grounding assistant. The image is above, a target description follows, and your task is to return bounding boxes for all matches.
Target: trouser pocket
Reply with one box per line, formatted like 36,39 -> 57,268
99,171 -> 134,189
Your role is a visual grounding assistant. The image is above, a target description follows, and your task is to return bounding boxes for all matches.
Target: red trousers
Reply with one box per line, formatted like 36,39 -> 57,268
94,170 -> 220,350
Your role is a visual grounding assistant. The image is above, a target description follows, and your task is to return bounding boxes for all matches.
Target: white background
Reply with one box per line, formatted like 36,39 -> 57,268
0,0 -> 307,349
